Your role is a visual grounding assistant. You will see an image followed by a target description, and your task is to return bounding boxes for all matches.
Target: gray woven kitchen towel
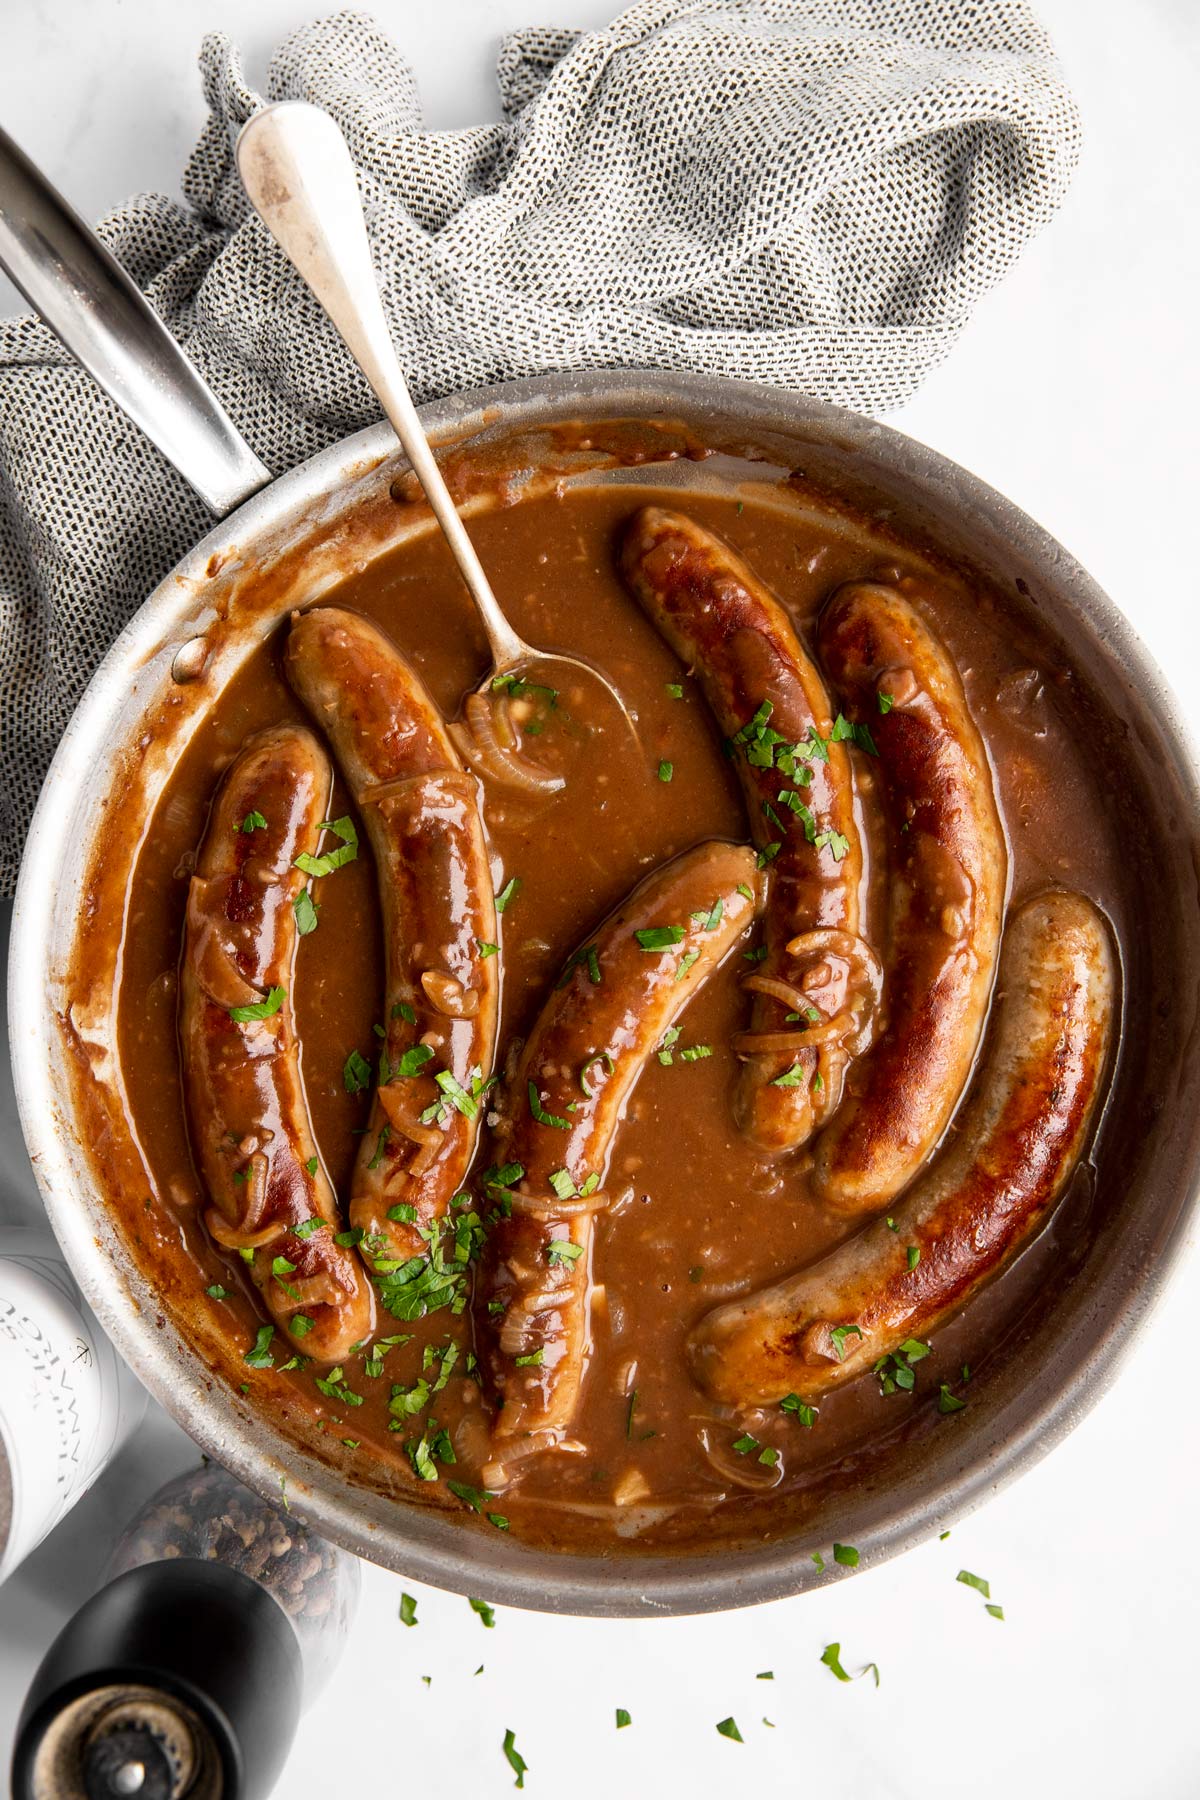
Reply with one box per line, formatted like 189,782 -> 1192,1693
0,2 -> 1081,894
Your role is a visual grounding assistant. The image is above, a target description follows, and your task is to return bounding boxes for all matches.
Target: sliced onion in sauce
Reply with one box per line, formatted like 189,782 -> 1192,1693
450,691 -> 565,795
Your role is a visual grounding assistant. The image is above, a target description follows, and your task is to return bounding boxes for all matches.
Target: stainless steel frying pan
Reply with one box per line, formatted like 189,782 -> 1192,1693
4,124 -> 1200,1616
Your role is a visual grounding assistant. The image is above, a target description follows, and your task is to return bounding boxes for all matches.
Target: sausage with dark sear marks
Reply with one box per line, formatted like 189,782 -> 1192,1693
285,607 -> 499,1265
619,507 -> 874,1157
180,725 -> 375,1365
688,890 -> 1114,1408
479,841 -> 760,1472
813,579 -> 1008,1210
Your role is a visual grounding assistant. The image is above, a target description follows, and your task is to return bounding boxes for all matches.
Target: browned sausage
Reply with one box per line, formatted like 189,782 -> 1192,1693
689,890 -> 1113,1407
813,580 -> 1008,1210
478,840 -> 760,1473
285,607 -> 499,1264
619,507 -> 875,1157
180,725 -> 375,1365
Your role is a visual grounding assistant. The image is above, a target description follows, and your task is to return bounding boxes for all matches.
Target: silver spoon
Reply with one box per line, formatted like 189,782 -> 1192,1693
236,101 -> 638,784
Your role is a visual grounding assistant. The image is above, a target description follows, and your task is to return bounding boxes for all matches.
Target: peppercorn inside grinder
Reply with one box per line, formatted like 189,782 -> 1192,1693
11,1463 -> 360,1800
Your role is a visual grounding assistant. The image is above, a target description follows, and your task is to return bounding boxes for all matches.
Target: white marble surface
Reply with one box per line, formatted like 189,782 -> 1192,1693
3,1 -> 1200,1795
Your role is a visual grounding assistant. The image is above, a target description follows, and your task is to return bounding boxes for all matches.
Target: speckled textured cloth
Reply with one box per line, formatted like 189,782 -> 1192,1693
0,2 -> 1081,893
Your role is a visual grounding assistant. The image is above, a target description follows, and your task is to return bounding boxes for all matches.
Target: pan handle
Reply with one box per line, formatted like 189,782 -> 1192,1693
0,123 -> 272,517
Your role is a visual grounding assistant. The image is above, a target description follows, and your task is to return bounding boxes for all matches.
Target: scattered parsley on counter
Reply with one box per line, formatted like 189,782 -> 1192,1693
399,1593 -> 418,1627
957,1569 -> 991,1598
502,1728 -> 528,1789
820,1643 -> 879,1686
615,1708 -> 631,1729
469,1596 -> 496,1629
716,1717 -> 744,1743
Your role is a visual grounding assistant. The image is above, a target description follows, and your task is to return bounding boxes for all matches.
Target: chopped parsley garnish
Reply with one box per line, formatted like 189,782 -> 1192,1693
878,691 -> 895,714
814,828 -> 851,862
271,1255 -> 296,1277
304,1155 -> 319,1176
468,1596 -> 496,1629
514,1349 -> 544,1368
771,1060 -> 807,1086
680,1043 -> 712,1062
780,1393 -> 818,1427
715,1718 -> 743,1743
828,1323 -> 865,1361
229,986 -> 286,1024
367,1126 -> 391,1171
387,1201 -> 418,1223
665,682 -> 684,699
579,1051 -> 614,1094
243,1325 -> 275,1369
874,1337 -> 931,1394
528,1081 -> 570,1130
399,1593 -> 418,1627
290,1315 -> 314,1338
389,1043 -> 435,1080
625,1388 -> 638,1439
447,1480 -> 497,1514
733,1433 -> 779,1466
502,1728 -> 528,1789
557,942 -> 602,988
549,1168 -> 577,1200
657,759 -> 674,782
314,1365 -> 363,1407
494,876 -> 521,913
938,1383 -> 967,1414
335,1226 -> 364,1247
476,940 -> 499,958
240,810 -> 268,833
615,1708 -> 631,1729
434,1069 -> 478,1119
294,815 -> 358,879
831,712 -> 879,756
635,924 -> 685,952
343,1048 -> 372,1095
292,1216 -> 325,1240
833,1542 -> 859,1567
205,1283 -> 229,1299
812,1551 -> 826,1571
906,1244 -> 920,1270
736,881 -> 754,900
674,948 -> 700,982
756,841 -> 782,868
292,889 -> 319,935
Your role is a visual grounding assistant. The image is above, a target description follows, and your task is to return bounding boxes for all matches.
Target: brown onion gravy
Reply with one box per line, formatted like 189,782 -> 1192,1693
102,431 -> 1132,1554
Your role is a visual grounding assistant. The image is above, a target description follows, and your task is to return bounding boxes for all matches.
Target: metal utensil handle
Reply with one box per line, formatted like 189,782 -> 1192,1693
236,101 -> 525,669
0,123 -> 271,517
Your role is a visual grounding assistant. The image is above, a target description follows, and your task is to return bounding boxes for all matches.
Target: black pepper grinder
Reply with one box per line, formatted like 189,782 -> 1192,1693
11,1463 -> 359,1800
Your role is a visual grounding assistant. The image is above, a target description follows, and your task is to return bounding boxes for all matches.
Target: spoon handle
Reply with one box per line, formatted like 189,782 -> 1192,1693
237,101 -> 524,668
